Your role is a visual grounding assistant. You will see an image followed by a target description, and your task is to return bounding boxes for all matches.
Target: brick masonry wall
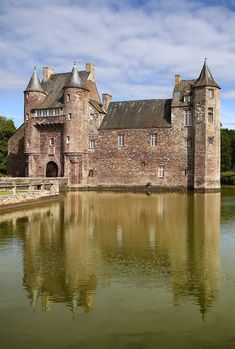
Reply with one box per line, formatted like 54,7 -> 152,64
87,127 -> 194,189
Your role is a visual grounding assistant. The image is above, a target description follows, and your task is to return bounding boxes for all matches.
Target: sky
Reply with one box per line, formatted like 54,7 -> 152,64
1,0 -> 235,128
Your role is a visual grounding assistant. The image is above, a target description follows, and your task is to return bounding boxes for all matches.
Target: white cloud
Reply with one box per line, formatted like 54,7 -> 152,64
0,0 -> 235,126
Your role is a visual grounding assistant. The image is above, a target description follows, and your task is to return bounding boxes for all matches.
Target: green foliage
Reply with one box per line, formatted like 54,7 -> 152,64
221,172 -> 235,185
0,116 -> 16,174
221,128 -> 235,172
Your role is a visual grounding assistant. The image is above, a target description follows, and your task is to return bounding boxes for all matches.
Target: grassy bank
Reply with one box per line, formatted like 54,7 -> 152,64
221,172 -> 235,185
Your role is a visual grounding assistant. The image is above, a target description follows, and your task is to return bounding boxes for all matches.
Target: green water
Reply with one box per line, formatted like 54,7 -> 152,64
0,189 -> 235,348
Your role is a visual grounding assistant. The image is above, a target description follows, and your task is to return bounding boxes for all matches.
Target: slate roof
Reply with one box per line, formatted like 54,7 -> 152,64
194,61 -> 220,89
24,68 -> 46,94
171,79 -> 194,107
89,99 -> 106,114
38,71 -> 91,108
100,99 -> 172,130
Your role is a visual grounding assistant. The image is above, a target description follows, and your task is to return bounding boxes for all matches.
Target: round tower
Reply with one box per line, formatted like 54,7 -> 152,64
63,62 -> 90,185
24,66 -> 47,176
193,59 -> 221,191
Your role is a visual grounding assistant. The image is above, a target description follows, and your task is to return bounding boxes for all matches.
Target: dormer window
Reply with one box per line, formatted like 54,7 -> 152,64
184,95 -> 191,103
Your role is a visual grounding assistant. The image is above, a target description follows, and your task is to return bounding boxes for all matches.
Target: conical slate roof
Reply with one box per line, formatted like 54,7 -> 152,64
194,59 -> 220,89
24,66 -> 46,94
65,62 -> 89,90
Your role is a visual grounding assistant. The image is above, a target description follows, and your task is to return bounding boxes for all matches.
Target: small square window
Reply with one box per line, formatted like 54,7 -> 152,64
66,136 -> 70,144
89,140 -> 96,149
49,138 -> 55,146
184,95 -> 191,103
158,165 -> 165,178
208,137 -> 214,145
151,134 -> 157,146
208,89 -> 214,99
118,134 -> 125,147
88,169 -> 94,177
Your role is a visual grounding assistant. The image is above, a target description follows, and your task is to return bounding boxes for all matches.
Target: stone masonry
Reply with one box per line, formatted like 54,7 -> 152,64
7,60 -> 221,191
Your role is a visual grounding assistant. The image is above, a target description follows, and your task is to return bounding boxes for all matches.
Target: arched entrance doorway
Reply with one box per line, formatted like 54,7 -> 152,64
46,161 -> 58,177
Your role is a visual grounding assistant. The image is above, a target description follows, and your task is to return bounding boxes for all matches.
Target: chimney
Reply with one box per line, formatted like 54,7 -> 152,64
43,67 -> 54,82
175,74 -> 181,86
102,93 -> 112,111
86,63 -> 95,82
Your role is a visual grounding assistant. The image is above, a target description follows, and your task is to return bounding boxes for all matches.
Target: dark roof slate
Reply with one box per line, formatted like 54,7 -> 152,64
89,99 -> 106,114
38,71 -> 89,108
25,68 -> 46,94
100,99 -> 172,130
194,61 -> 220,89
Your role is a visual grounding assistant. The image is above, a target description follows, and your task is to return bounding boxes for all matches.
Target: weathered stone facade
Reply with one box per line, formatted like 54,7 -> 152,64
7,60 -> 221,191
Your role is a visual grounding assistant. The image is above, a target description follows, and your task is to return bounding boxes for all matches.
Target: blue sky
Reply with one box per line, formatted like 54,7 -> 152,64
1,0 -> 235,128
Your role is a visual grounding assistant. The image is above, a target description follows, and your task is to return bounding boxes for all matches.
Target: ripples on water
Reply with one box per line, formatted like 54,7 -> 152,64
0,189 -> 235,348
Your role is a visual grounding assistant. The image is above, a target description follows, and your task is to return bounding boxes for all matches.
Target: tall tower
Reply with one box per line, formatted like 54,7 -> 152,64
24,67 -> 47,176
193,60 -> 221,191
63,63 -> 90,186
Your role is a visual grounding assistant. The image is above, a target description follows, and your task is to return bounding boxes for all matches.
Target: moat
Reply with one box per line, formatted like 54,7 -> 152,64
0,189 -> 235,348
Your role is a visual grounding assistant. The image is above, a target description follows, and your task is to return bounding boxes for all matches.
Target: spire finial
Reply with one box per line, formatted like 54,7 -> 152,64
74,61 -> 76,66
204,57 -> 207,64
34,65 -> 37,71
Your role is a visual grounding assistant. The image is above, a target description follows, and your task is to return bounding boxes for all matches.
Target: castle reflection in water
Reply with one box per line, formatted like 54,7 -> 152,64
0,192 -> 221,316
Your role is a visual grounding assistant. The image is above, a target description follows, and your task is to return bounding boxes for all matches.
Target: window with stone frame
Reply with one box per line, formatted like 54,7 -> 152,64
118,134 -> 125,147
66,94 -> 70,101
151,134 -> 157,146
89,139 -> 96,149
208,89 -> 214,99
183,95 -> 191,103
66,136 -> 70,144
158,165 -> 165,178
208,107 -> 214,122
208,137 -> 214,145
68,113 -> 72,120
88,169 -> 94,177
184,110 -> 192,126
49,138 -> 55,146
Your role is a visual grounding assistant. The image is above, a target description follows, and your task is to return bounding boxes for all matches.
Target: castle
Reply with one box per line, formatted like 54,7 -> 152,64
7,60 -> 221,191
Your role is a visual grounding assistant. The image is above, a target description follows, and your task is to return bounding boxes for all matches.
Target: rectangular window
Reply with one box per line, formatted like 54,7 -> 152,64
184,110 -> 192,126
118,134 -> 125,147
43,109 -> 47,117
208,89 -> 214,99
151,134 -> 157,146
68,113 -> 72,120
66,136 -> 70,144
208,107 -> 214,122
66,94 -> 70,102
184,95 -> 191,103
208,137 -> 214,145
89,139 -> 96,149
158,165 -> 165,178
49,138 -> 55,146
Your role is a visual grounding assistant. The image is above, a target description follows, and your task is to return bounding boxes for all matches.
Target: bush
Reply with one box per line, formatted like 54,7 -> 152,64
221,172 -> 235,185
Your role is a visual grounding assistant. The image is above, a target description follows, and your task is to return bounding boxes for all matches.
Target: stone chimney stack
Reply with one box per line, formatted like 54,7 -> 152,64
175,74 -> 181,86
42,67 -> 54,82
102,93 -> 112,111
86,63 -> 95,82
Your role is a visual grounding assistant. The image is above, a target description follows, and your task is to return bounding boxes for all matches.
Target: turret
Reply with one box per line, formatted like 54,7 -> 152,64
63,63 -> 90,184
193,59 -> 221,191
24,67 -> 47,176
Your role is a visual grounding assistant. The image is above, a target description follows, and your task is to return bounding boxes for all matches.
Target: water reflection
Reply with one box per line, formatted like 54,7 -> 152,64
0,192 -> 221,316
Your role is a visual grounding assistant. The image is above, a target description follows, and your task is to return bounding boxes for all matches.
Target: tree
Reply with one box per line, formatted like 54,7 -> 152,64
0,115 -> 16,174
